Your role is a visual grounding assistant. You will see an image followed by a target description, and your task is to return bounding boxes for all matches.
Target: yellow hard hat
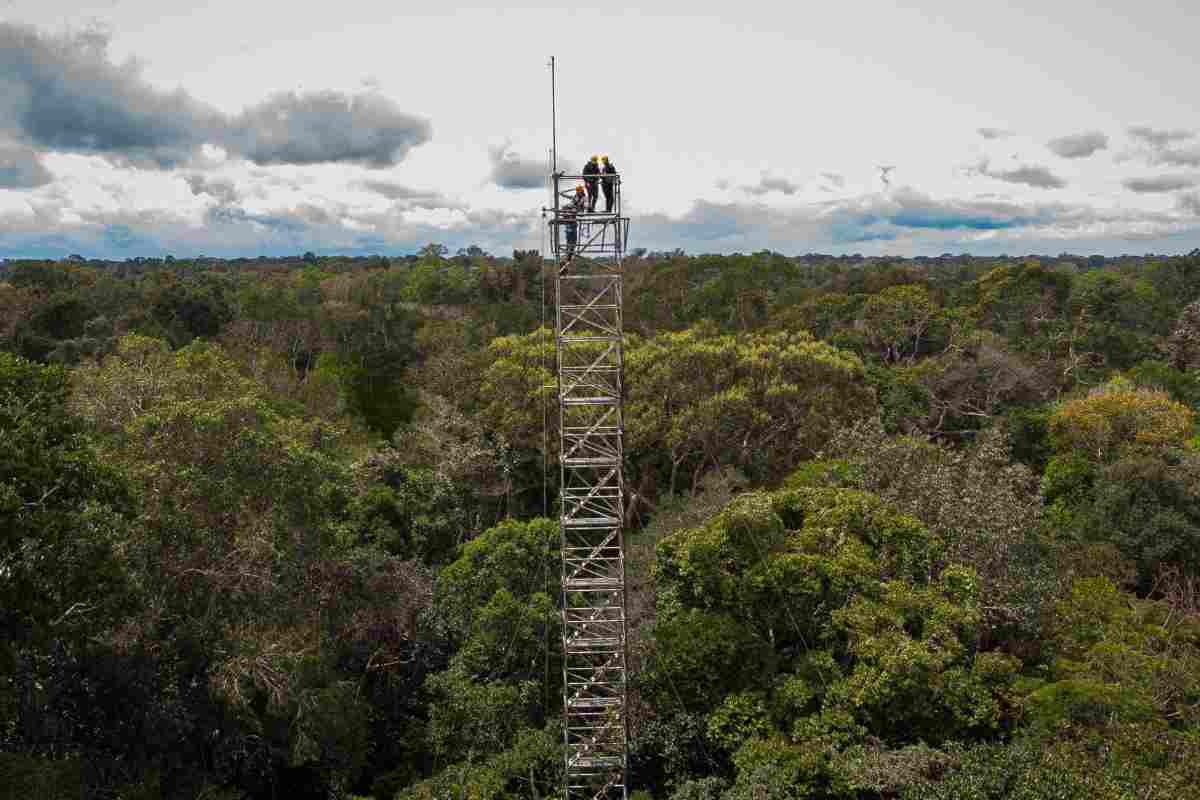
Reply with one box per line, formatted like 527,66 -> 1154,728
601,155 -> 610,162
591,155 -> 599,161
575,184 -> 585,192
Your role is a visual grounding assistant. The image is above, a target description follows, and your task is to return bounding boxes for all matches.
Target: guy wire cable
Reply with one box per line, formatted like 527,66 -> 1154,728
540,149 -> 552,718
541,148 -> 551,520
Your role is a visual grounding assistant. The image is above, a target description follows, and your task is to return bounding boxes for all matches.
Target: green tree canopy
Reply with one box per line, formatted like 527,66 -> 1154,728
647,485 -> 1016,795
0,352 -> 131,659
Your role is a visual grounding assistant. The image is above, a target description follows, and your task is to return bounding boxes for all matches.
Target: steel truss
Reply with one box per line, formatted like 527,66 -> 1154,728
550,171 -> 630,800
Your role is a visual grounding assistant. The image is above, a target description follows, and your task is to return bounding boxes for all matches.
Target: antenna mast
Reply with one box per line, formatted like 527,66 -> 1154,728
548,58 -> 631,800
550,56 -> 558,175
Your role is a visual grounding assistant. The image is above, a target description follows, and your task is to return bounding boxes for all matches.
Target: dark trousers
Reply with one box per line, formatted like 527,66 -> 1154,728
602,185 -> 614,212
585,182 -> 598,212
565,221 -> 577,255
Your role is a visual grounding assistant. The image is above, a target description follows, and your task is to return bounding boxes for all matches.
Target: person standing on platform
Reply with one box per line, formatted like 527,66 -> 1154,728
601,156 -> 617,212
562,184 -> 587,257
582,155 -> 601,212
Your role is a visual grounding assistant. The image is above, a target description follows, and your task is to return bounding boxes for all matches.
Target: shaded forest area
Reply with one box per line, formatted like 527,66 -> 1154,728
5,246 -> 1200,799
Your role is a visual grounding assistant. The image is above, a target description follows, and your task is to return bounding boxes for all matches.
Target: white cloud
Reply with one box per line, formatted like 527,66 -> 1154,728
1046,131 -> 1108,159
0,22 -> 431,169
820,172 -> 846,189
1129,126 -> 1196,148
740,173 -> 803,196
978,127 -> 1015,140
0,142 -> 52,188
1122,126 -> 1200,167
1123,175 -> 1198,193
966,158 -> 1067,189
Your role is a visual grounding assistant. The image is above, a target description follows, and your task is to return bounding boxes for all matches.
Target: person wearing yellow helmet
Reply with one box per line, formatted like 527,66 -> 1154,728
582,155 -> 601,213
560,184 -> 587,257
600,156 -> 617,213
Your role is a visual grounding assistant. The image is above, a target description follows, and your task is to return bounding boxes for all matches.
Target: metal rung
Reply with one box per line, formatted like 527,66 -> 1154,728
566,675 -> 626,685
568,761 -> 623,773
562,397 -> 619,406
567,696 -> 623,709
567,746 -> 624,753
564,577 -> 623,589
566,638 -> 622,651
567,729 -> 625,738
564,636 -> 623,648
565,707 -> 627,717
566,628 -> 623,641
561,400 -> 620,409
562,458 -> 620,468
561,517 -> 621,528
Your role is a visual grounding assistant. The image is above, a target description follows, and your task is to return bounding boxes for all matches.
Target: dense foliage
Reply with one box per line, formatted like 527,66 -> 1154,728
4,246 -> 1200,798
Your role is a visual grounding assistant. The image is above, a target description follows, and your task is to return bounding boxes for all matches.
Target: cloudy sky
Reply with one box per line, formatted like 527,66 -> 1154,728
2,0 -> 1199,259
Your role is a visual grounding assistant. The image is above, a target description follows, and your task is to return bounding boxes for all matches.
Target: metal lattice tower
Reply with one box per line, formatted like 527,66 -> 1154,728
549,167 -> 630,800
